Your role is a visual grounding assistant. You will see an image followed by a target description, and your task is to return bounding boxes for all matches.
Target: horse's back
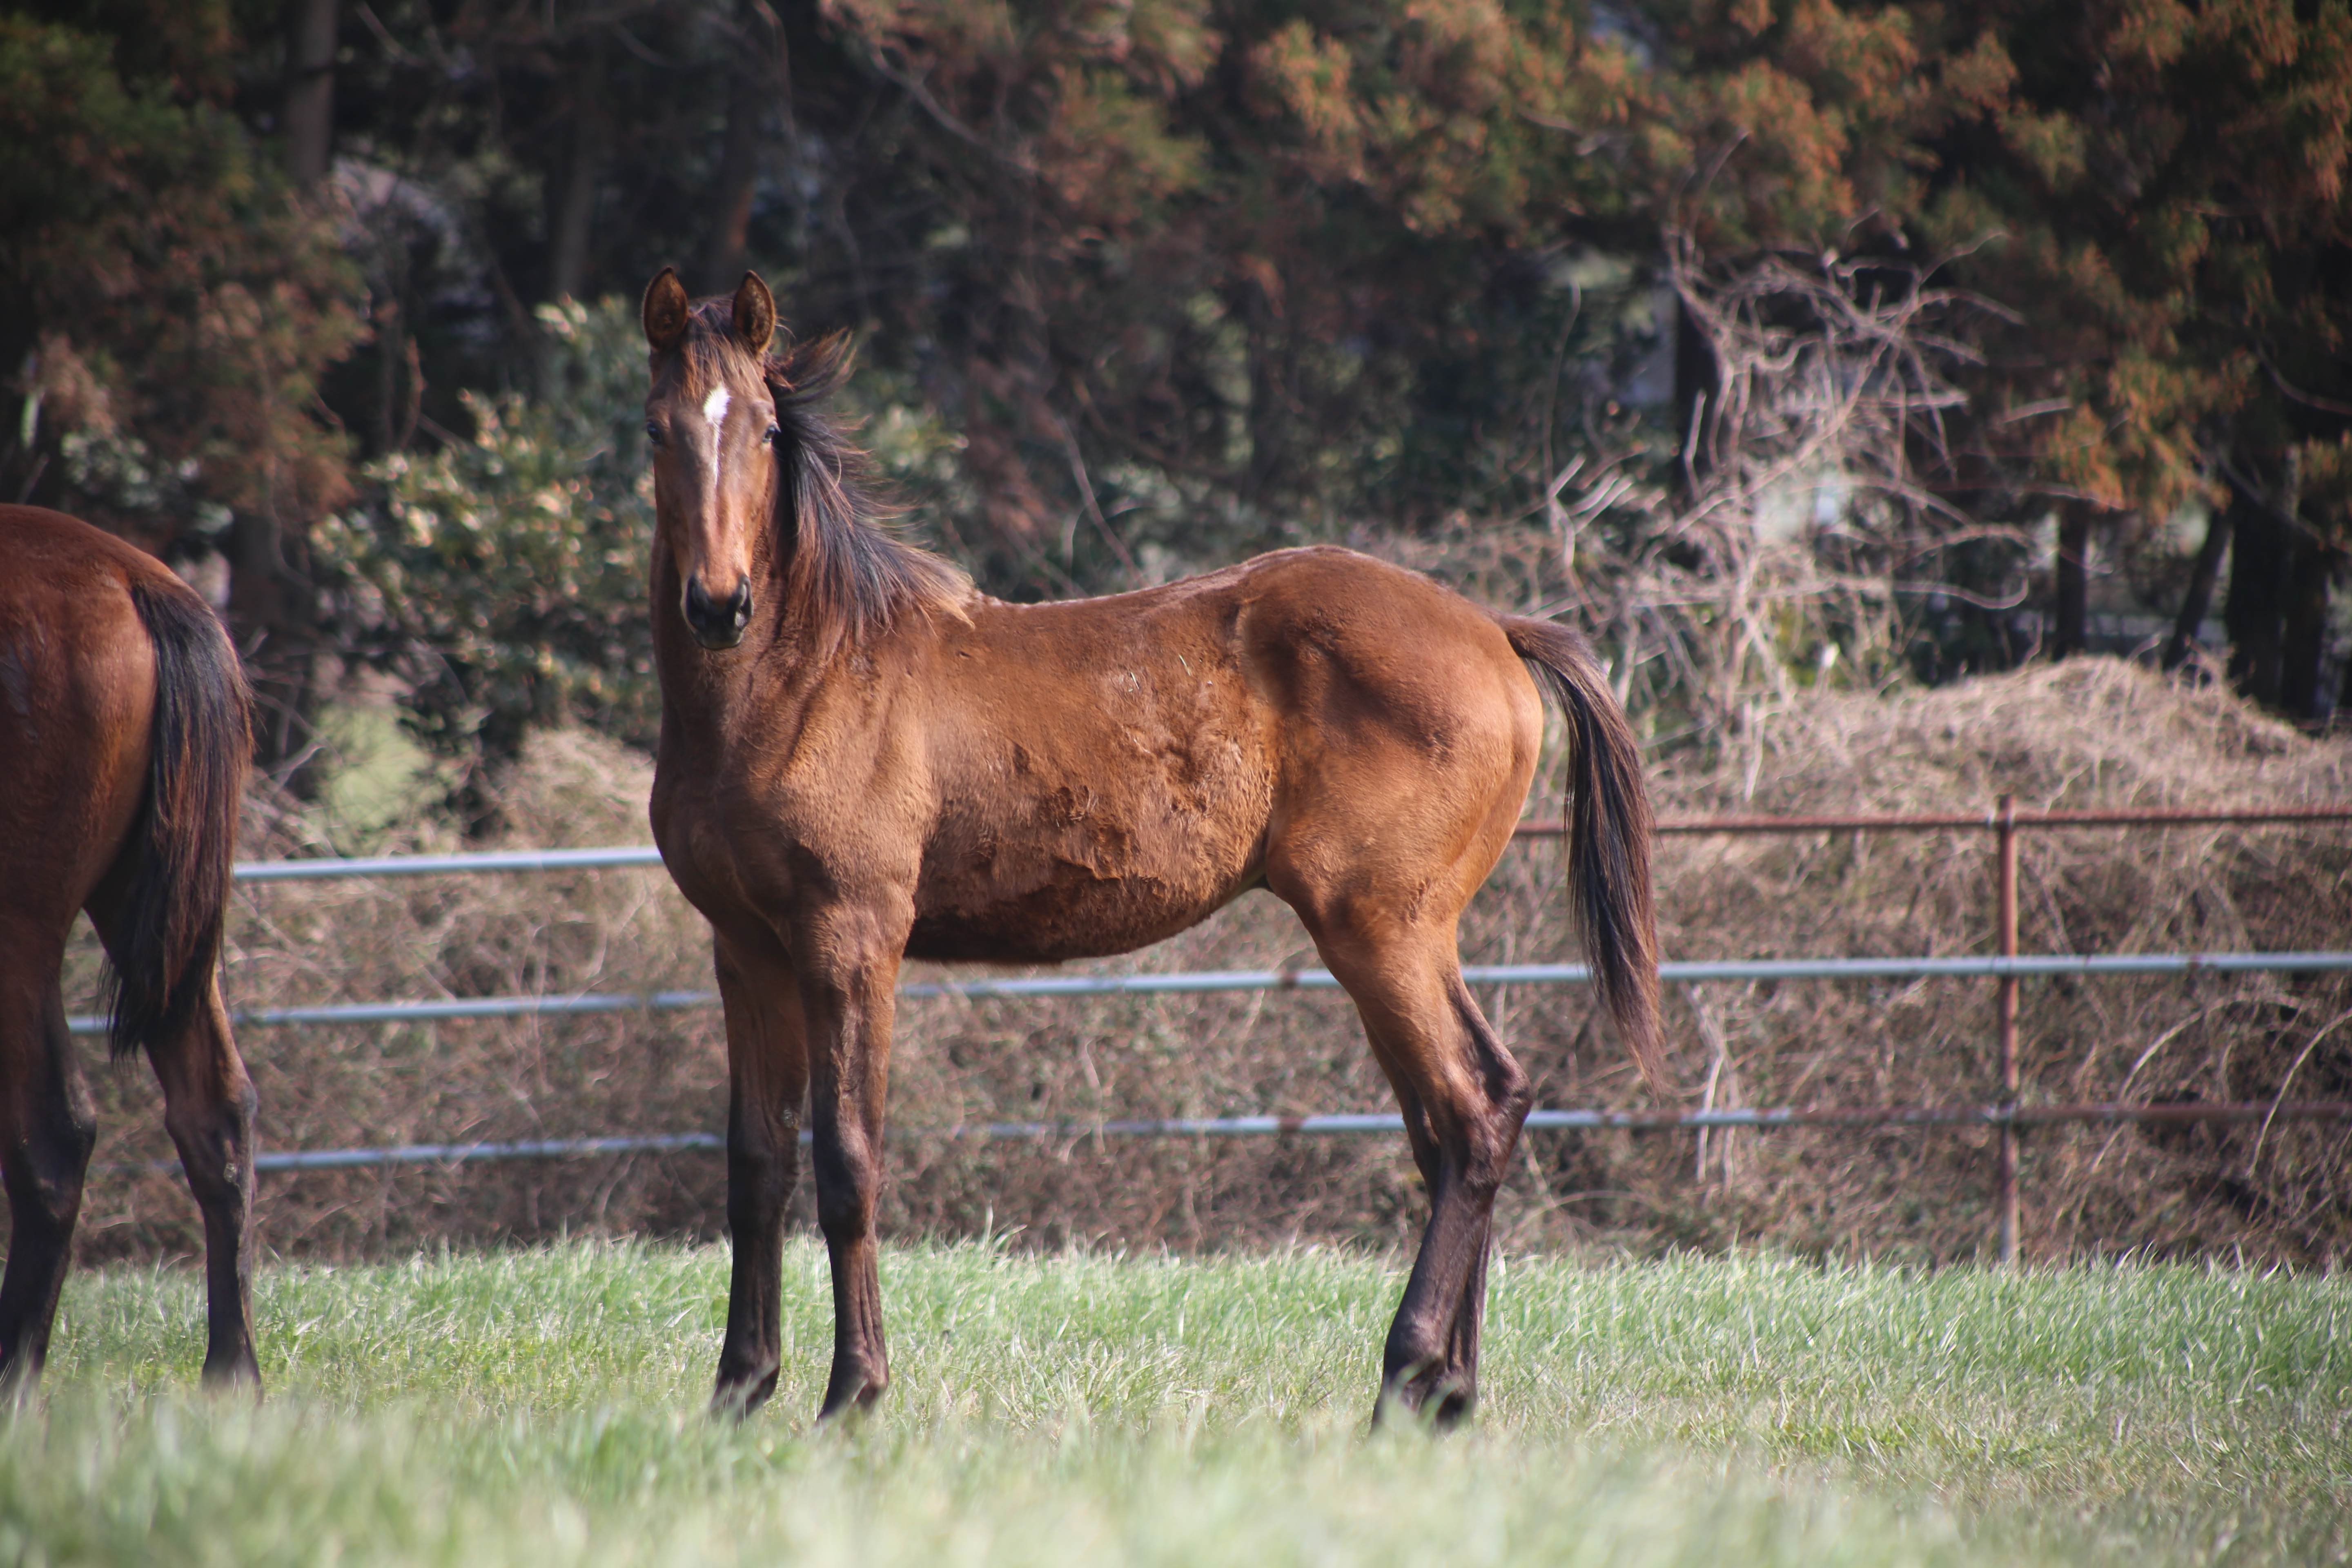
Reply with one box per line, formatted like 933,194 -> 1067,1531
0,507 -> 175,922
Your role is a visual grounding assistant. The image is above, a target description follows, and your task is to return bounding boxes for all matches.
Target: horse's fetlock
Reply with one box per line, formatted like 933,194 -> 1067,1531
1382,1320 -> 1446,1385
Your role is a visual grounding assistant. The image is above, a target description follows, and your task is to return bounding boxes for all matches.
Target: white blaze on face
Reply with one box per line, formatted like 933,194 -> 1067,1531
702,383 -> 732,474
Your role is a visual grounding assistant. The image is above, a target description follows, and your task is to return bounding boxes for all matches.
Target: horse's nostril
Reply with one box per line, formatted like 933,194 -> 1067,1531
684,577 -> 752,648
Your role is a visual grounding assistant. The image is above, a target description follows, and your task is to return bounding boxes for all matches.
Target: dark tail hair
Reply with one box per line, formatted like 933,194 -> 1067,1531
1499,616 -> 1669,1096
106,579 -> 251,1063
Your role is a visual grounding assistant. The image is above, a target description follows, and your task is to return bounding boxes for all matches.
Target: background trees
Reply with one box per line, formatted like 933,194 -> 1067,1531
4,0 -> 2345,789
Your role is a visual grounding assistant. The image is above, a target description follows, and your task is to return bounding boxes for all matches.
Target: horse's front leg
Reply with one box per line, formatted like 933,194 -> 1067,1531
795,901 -> 910,1420
711,927 -> 809,1419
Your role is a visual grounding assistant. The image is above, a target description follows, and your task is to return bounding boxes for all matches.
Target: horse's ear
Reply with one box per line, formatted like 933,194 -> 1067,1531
642,267 -> 690,352
732,271 -> 776,357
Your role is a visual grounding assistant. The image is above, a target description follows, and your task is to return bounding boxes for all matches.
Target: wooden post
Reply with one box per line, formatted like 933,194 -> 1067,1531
1995,793 -> 2020,1265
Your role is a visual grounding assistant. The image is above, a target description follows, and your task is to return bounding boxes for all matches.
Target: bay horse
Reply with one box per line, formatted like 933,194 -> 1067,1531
640,269 -> 1665,1427
0,505 -> 259,1390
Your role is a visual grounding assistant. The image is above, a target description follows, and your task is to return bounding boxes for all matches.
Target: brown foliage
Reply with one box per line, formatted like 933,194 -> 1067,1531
49,659 -> 2352,1269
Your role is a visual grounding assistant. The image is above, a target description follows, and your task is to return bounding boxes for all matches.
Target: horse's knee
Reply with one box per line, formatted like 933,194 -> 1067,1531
2,1112 -> 96,1237
726,1115 -> 802,1207
811,1133 -> 878,1241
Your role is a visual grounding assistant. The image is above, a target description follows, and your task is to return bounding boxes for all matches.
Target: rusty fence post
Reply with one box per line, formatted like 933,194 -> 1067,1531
1995,792 -> 2020,1264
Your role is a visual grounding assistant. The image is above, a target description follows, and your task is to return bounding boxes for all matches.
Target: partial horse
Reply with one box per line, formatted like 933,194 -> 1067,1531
639,269 -> 1664,1426
0,505 -> 259,1389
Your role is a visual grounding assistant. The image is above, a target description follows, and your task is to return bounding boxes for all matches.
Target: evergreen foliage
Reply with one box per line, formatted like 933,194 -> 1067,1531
2,0 -> 2345,765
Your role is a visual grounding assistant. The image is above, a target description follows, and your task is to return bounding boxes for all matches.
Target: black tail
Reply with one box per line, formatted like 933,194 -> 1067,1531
1499,616 -> 1669,1096
106,579 -> 252,1063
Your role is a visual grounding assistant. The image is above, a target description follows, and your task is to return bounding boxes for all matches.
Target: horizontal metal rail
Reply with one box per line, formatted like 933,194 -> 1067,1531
220,803 -> 2352,882
105,1100 -> 2349,1177
1563,804 -> 2352,837
235,846 -> 667,881
61,951 -> 2352,1036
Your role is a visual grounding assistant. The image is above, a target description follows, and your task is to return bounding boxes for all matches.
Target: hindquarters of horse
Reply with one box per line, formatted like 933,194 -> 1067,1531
1224,546 -> 1545,907
0,506 -> 168,1385
0,507 -> 166,936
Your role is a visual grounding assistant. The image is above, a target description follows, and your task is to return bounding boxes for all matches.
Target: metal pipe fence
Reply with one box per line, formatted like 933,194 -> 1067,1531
94,800 -> 2352,1259
115,1098 -> 2351,1179
210,802 -> 2352,883
63,953 -> 2352,1036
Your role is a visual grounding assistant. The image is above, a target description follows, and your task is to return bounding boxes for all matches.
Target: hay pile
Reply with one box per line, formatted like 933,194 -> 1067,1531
58,657 -> 2352,1267
1635,659 -> 2352,1263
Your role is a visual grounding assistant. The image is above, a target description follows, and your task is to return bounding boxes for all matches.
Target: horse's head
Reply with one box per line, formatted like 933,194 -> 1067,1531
641,267 -> 781,651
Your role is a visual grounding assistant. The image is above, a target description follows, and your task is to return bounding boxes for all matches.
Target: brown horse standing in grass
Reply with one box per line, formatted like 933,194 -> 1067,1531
640,269 -> 1664,1427
0,506 -> 259,1390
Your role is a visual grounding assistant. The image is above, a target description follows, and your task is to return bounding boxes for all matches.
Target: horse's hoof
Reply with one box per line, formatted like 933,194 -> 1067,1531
711,1365 -> 780,1421
816,1365 -> 888,1421
198,1356 -> 263,1397
1372,1368 -> 1473,1432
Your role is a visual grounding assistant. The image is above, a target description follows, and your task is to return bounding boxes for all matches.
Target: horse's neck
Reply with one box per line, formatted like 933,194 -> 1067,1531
649,541 -> 823,741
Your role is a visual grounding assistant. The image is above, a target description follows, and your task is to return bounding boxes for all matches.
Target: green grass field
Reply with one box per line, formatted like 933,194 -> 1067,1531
6,1242 -> 2347,1566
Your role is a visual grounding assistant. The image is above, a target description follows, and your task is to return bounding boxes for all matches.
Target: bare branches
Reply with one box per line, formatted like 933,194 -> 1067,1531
1552,234 -> 2014,740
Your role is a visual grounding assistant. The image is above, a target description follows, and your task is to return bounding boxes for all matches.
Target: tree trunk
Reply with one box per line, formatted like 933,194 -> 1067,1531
698,0 -> 785,296
2163,504 -> 2232,670
546,45 -> 608,303
282,0 -> 341,189
2051,500 -> 2092,658
2339,610 -> 2352,719
1242,288 -> 1292,505
2224,486 -> 2289,707
2280,533 -> 2333,719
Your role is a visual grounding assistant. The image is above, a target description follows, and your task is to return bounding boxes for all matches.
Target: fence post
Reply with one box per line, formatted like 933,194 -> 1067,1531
1995,792 -> 2020,1264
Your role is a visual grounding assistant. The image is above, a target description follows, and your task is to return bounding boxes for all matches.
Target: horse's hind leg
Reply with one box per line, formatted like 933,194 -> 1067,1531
1294,909 -> 1530,1427
710,927 -> 810,1419
0,935 -> 98,1392
145,978 -> 260,1387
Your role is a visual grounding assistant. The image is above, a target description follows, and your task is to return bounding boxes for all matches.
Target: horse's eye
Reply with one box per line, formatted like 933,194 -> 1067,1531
764,423 -> 782,445
645,419 -> 664,446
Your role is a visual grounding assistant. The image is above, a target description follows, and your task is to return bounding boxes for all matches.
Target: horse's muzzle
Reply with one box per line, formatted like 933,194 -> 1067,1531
684,577 -> 753,650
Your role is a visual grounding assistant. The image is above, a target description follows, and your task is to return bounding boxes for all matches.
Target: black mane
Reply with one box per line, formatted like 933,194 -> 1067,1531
759,327 -> 968,652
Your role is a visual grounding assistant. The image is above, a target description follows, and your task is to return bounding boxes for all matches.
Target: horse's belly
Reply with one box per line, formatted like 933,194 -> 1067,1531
905,833 -> 1257,964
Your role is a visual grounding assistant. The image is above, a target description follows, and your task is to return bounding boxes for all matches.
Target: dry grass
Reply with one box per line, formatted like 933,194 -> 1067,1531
53,657 -> 2352,1268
